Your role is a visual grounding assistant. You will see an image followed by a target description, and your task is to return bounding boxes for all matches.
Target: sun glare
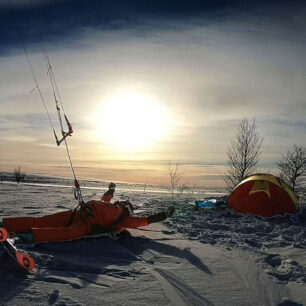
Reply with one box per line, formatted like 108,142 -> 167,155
93,90 -> 172,152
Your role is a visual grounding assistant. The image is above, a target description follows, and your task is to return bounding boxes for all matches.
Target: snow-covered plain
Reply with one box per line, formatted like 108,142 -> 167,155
0,178 -> 305,306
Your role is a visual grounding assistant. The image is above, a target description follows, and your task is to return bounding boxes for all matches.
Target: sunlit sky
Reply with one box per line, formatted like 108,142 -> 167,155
1,0 -> 306,186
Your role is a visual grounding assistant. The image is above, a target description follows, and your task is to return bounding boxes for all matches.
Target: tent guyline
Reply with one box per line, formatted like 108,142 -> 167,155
14,1 -> 85,206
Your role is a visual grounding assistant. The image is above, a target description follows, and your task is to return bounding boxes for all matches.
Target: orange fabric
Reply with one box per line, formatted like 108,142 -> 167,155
3,200 -> 149,242
32,211 -> 93,242
3,210 -> 73,233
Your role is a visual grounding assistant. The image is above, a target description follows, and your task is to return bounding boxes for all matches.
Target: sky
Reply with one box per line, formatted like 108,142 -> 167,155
0,0 -> 306,187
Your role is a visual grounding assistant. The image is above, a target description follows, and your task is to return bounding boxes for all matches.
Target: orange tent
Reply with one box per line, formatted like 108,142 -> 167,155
227,174 -> 297,217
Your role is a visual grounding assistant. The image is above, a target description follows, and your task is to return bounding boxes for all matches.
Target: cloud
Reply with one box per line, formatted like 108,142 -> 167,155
0,0 -> 57,8
1,1 -> 305,53
0,114 -> 51,130
1,1 -> 306,185
6,135 -> 37,142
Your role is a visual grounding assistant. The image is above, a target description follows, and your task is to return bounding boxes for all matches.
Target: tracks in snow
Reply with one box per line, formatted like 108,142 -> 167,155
118,238 -> 214,306
153,268 -> 214,306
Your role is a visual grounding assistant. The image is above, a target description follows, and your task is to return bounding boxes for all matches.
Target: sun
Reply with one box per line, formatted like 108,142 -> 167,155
93,90 -> 171,152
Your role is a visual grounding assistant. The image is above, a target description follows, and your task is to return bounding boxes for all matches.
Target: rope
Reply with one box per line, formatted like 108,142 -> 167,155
7,0 -> 55,134
29,0 -> 66,133
22,39 -> 57,135
10,0 -> 84,206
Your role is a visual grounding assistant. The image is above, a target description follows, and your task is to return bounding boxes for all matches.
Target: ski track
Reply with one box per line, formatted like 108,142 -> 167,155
154,268 -> 214,306
117,237 -> 215,306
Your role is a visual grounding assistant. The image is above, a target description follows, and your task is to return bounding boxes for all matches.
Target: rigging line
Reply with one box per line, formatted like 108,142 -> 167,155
30,0 -> 72,156
48,56 -> 66,113
64,138 -> 77,180
29,0 -> 83,202
30,1 -> 75,145
29,2 -> 58,99
63,137 -> 84,203
11,0 -> 83,204
31,0 -> 66,114
22,39 -> 56,133
7,0 -> 56,133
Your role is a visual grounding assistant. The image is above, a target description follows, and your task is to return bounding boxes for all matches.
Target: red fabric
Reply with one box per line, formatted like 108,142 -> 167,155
3,200 -> 148,242
228,181 -> 296,217
101,190 -> 113,203
119,216 -> 148,228
101,193 -> 112,203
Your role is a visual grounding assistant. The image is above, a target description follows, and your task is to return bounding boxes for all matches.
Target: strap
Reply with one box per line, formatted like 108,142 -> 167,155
65,206 -> 78,227
65,203 -> 94,227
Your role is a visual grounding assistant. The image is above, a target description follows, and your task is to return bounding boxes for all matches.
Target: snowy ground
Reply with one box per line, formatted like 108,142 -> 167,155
0,181 -> 305,306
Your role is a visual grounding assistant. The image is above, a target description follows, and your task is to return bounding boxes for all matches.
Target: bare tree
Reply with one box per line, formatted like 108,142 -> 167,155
14,166 -> 26,184
224,118 -> 263,192
187,184 -> 196,196
168,160 -> 182,199
278,145 -> 306,196
177,184 -> 187,197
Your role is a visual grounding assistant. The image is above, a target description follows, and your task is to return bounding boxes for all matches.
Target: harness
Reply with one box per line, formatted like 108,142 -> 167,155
66,180 -> 94,227
66,203 -> 94,227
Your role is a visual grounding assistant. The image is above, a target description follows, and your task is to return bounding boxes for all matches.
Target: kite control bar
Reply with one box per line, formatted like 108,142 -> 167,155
53,114 -> 73,146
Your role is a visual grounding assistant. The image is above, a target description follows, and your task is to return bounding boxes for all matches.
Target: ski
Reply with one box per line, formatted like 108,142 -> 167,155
0,227 -> 8,242
0,228 -> 35,270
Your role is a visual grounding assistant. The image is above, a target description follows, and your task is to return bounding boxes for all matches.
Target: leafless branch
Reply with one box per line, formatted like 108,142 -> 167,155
278,145 -> 306,196
168,160 -> 182,199
224,118 -> 263,192
14,166 -> 26,184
